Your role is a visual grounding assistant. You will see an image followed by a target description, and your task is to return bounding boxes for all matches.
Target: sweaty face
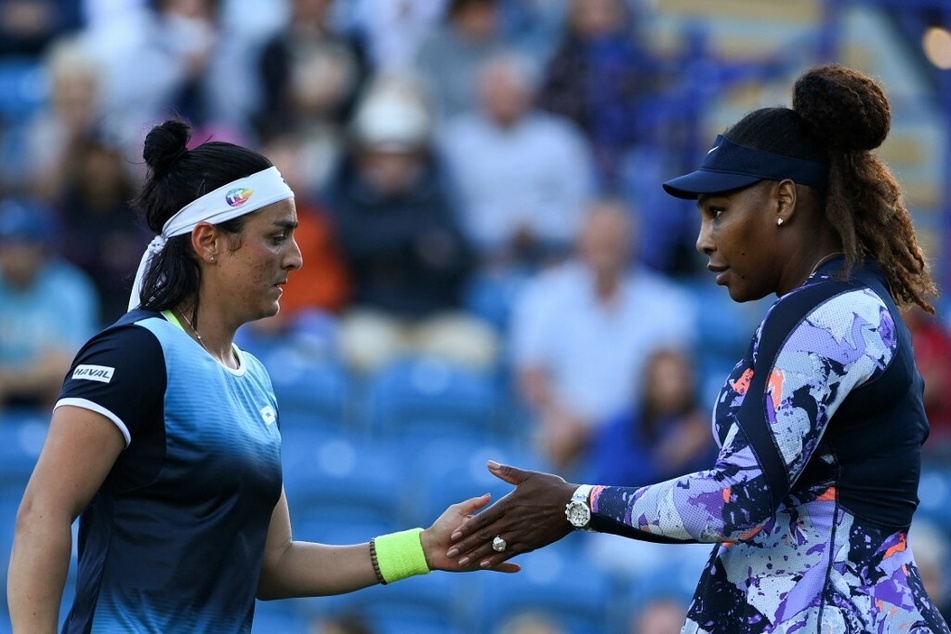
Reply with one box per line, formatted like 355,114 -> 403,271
695,182 -> 781,302
216,199 -> 302,324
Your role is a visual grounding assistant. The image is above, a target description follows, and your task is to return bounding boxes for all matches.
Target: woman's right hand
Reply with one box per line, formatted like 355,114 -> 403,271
421,493 -> 521,574
446,461 -> 577,569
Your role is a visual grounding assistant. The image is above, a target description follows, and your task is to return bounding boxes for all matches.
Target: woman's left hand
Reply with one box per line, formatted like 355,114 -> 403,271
421,493 -> 521,573
446,461 -> 577,569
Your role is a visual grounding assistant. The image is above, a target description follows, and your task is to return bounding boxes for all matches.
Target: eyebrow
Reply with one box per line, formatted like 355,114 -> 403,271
272,218 -> 299,229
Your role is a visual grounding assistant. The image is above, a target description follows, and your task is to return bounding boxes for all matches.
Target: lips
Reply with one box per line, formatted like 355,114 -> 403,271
707,263 -> 728,285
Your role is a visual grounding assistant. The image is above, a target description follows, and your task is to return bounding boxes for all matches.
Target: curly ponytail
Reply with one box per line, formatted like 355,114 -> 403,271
793,64 -> 936,313
725,65 -> 937,313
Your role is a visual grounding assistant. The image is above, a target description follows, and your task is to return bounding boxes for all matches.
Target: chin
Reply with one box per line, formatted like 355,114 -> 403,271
728,286 -> 771,303
250,302 -> 281,323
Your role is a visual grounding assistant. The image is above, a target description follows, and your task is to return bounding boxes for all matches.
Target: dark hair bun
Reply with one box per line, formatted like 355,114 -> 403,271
792,64 -> 890,153
142,119 -> 192,176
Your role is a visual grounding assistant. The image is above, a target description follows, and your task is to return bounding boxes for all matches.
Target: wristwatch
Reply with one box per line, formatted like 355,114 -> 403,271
565,484 -> 594,531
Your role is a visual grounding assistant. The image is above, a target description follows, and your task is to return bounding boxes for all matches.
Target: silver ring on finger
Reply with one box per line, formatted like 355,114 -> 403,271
492,535 -> 507,552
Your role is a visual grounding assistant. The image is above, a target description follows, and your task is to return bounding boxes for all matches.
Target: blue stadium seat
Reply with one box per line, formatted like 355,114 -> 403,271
289,498 -> 398,546
257,346 -> 353,432
404,435 -> 552,527
326,571 -> 471,634
251,600 -> 312,634
0,494 -> 19,619
0,409 -> 47,494
363,356 -> 502,440
475,543 -> 618,634
463,269 -> 531,334
281,431 -> 406,528
0,58 -> 48,122
0,603 -> 11,634
917,467 -> 951,529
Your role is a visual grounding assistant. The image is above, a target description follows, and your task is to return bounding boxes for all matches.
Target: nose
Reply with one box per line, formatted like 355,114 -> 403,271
285,237 -> 303,271
696,218 -> 714,255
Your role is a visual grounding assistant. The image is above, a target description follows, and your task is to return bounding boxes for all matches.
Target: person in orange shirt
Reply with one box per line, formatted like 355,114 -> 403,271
237,129 -> 352,352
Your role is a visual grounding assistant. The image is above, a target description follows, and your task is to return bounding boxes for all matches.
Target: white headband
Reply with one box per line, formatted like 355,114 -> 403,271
128,166 -> 294,311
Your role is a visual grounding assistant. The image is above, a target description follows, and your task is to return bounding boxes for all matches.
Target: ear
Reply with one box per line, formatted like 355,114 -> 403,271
190,222 -> 219,264
774,179 -> 797,225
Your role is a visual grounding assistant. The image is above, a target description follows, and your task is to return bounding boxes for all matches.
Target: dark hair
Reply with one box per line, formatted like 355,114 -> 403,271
724,64 -> 937,313
133,120 -> 272,311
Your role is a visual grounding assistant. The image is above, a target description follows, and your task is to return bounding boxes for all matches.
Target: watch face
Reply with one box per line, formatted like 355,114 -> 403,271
566,501 -> 591,527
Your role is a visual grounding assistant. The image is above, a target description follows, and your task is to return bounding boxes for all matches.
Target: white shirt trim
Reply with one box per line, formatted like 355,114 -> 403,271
55,397 -> 132,447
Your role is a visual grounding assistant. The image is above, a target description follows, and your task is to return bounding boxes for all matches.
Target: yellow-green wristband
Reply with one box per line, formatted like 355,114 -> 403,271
370,528 -> 431,585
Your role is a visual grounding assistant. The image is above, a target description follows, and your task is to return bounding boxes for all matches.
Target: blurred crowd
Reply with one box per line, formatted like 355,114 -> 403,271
2,0 -> 951,632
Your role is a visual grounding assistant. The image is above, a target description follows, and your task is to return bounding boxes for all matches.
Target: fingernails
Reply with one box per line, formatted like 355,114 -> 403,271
480,559 -> 491,568
488,460 -> 500,468
447,548 -> 458,558
451,531 -> 462,541
458,557 -> 469,566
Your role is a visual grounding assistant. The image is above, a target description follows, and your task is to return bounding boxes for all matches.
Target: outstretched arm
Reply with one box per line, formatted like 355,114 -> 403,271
450,289 -> 897,568
257,490 -> 519,599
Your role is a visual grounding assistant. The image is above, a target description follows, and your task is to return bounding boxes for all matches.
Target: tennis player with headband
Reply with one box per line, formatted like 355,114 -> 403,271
8,119 -> 517,633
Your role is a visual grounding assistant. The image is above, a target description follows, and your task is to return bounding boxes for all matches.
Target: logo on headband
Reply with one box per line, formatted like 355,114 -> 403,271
225,188 -> 254,207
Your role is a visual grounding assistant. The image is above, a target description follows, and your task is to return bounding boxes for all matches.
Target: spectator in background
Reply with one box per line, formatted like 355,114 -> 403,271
52,133 -> 150,325
494,0 -> 570,65
0,197 -> 99,411
0,0 -> 83,56
85,0 -> 241,152
236,125 -> 352,358
495,609 -> 565,634
588,347 -> 716,487
439,50 -> 594,270
346,0 -> 446,72
905,305 -> 951,458
253,0 -> 369,191
76,0 -> 278,141
325,74 -> 498,373
582,347 -> 713,600
22,35 -> 105,199
536,0 -> 655,192
509,199 -> 696,472
309,611 -> 375,634
628,595 -> 689,634
414,0 -> 505,121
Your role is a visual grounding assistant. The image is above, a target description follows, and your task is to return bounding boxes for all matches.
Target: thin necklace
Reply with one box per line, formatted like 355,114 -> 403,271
810,252 -> 845,277
178,309 -> 238,369
177,309 -> 209,353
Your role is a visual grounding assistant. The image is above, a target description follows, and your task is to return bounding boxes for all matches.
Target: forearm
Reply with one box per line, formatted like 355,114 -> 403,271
591,454 -> 775,544
257,541 -> 379,600
8,505 -> 74,633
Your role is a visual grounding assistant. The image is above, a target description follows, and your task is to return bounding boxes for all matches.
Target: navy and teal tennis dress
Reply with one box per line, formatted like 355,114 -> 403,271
590,258 -> 950,633
55,309 -> 283,633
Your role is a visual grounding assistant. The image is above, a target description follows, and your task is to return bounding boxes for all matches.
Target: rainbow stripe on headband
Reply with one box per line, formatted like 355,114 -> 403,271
128,166 -> 294,311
